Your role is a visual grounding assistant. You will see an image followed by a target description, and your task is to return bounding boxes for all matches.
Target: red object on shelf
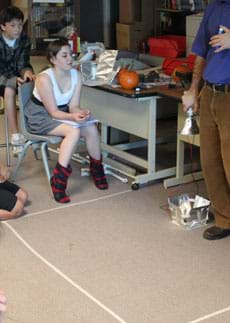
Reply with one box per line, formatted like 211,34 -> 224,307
148,35 -> 186,58
68,32 -> 78,54
162,54 -> 196,76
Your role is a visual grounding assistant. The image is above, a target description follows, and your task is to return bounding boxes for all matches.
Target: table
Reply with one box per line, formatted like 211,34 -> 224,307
80,84 -> 183,189
163,103 -> 203,188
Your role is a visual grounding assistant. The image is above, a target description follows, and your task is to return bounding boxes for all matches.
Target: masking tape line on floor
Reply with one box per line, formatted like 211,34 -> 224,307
4,221 -> 128,323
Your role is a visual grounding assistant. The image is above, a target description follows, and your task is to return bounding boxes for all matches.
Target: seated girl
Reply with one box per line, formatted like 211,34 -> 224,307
0,163 -> 28,220
25,38 -> 108,203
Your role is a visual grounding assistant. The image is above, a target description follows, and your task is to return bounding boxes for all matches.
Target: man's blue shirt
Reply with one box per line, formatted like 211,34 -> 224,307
192,0 -> 230,84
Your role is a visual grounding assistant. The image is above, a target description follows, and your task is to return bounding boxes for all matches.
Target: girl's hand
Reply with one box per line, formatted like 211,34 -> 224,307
72,111 -> 88,122
81,109 -> 91,119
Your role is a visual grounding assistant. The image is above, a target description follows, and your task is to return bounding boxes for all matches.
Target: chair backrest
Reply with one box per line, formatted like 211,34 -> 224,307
18,82 -> 34,136
18,81 -> 62,145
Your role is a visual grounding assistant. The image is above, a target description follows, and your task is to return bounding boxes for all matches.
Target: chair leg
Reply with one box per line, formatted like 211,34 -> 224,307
4,111 -> 11,167
10,140 -> 31,182
40,142 -> 52,185
33,145 -> 40,160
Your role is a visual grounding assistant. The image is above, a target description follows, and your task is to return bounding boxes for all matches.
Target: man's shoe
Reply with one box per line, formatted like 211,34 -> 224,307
203,226 -> 230,240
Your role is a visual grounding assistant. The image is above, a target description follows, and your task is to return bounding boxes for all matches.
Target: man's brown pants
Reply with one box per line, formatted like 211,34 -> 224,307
200,85 -> 230,228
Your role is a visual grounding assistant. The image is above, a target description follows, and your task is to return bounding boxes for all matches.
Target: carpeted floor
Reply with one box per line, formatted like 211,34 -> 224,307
1,59 -> 230,323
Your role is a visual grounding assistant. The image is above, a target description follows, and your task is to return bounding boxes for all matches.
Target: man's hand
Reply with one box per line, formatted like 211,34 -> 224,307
182,89 -> 199,113
209,26 -> 230,53
0,164 -> 10,183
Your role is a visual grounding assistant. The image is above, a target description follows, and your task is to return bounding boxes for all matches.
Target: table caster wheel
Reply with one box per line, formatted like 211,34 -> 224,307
131,183 -> 139,190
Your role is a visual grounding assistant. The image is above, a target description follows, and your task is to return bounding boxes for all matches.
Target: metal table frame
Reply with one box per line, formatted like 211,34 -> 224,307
81,85 -> 179,189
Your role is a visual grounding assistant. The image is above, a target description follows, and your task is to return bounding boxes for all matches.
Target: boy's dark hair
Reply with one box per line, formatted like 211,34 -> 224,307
46,38 -> 70,66
0,6 -> 24,26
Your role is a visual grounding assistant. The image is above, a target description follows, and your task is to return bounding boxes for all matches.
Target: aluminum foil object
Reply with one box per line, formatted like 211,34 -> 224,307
80,50 -> 118,86
168,194 -> 210,229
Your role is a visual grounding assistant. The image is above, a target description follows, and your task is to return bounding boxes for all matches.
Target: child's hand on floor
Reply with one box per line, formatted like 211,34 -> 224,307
0,290 -> 6,313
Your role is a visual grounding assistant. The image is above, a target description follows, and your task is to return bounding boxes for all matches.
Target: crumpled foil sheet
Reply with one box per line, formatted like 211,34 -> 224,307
81,50 -> 118,86
168,194 -> 210,229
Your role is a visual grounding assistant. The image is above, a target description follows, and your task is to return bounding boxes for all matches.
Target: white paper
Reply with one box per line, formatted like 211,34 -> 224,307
53,117 -> 98,128
33,0 -> 64,3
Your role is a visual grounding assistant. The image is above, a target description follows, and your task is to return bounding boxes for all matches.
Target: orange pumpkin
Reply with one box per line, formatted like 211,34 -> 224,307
118,70 -> 139,90
172,64 -> 191,83
117,67 -> 128,84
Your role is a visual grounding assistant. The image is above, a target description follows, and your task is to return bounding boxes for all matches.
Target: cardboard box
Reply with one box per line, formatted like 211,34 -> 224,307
119,0 -> 154,25
116,23 -> 151,51
119,0 -> 141,24
11,0 -> 28,21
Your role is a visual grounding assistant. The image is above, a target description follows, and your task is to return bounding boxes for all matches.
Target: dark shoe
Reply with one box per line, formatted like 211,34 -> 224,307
50,162 -> 72,203
203,226 -> 230,240
89,156 -> 108,190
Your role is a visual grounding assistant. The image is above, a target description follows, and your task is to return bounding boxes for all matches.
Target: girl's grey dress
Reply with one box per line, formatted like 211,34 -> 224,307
25,68 -> 79,135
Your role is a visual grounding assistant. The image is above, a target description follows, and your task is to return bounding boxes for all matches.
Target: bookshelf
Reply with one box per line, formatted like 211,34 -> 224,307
155,0 -> 208,36
28,0 -> 79,54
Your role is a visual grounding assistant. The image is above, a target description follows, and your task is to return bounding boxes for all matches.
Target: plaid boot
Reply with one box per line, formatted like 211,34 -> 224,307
89,156 -> 108,190
50,162 -> 72,203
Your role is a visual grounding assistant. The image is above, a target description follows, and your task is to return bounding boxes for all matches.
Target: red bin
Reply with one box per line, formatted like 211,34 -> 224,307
148,35 -> 186,58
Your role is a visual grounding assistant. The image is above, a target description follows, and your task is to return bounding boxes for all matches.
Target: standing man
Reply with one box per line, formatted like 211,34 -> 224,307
182,0 -> 230,240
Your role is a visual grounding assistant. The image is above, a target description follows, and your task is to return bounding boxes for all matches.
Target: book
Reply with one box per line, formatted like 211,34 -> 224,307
53,116 -> 99,128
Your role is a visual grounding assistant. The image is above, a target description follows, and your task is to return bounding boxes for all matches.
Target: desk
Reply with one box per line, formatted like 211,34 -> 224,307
81,84 -> 182,189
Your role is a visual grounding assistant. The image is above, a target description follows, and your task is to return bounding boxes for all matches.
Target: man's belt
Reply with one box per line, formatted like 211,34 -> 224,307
206,81 -> 230,92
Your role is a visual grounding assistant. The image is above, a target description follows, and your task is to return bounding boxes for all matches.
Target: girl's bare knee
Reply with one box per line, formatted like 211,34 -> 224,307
11,199 -> 24,218
63,128 -> 81,144
16,188 -> 28,205
82,124 -> 99,138
68,127 -> 80,137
